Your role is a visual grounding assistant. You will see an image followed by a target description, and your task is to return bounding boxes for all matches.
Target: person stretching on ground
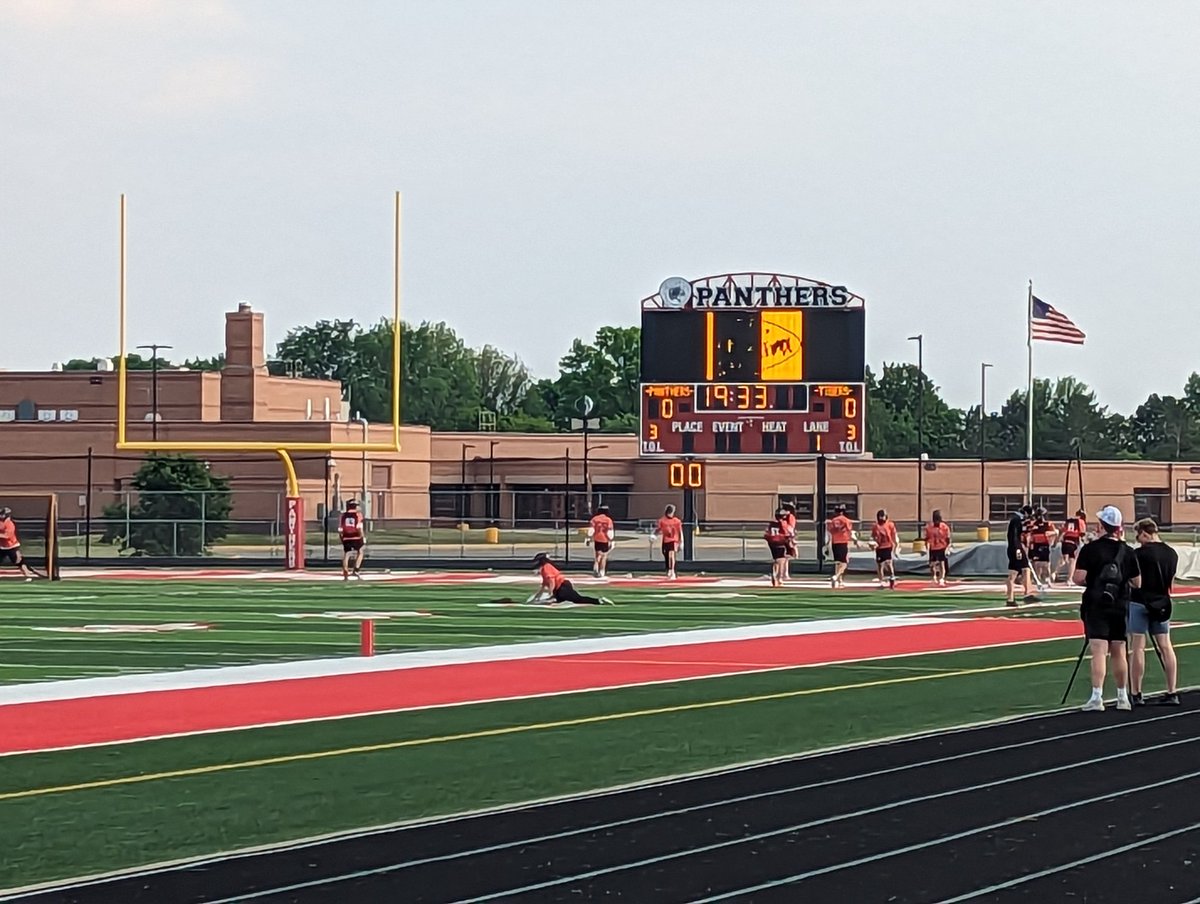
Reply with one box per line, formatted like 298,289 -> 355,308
1072,505 -> 1141,712
1129,518 -> 1180,706
531,552 -> 612,605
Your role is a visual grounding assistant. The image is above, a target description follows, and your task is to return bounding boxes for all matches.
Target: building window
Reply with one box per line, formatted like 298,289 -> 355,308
988,494 -> 1066,522
1133,487 -> 1169,524
430,485 -> 469,522
777,494 -> 814,520
824,494 -> 859,519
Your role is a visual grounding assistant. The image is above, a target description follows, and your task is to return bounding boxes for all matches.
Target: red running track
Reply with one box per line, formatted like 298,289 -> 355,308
0,617 -> 1081,754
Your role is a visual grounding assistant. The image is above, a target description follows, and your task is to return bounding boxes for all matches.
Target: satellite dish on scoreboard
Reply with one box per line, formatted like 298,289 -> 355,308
577,395 -> 595,416
659,277 -> 692,308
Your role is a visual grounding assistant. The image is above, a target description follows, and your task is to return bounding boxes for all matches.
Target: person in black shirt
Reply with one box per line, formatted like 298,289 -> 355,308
1072,505 -> 1141,712
1129,518 -> 1180,705
1005,504 -> 1033,606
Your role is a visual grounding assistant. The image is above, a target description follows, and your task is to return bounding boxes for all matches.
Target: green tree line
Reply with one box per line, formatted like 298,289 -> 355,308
64,324 -> 1200,459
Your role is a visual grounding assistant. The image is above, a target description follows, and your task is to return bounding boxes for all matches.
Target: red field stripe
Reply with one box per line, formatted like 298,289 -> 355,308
0,618 -> 1081,755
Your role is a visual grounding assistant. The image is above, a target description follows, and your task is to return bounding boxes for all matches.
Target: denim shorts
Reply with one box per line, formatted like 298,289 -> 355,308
1128,601 -> 1169,636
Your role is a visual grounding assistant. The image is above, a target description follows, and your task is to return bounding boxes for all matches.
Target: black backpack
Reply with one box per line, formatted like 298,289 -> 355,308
1088,546 -> 1128,610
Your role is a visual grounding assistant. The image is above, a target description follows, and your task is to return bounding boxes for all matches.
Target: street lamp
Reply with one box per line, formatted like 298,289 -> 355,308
980,363 -> 993,524
907,334 -> 924,530
136,343 -> 172,441
460,442 -> 476,523
488,439 -> 499,524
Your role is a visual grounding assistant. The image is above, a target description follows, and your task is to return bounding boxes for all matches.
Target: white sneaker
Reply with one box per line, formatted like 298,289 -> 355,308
1081,698 -> 1105,712
667,571 -> 676,580
1116,696 -> 1132,712
599,597 -> 615,606
830,576 -> 837,589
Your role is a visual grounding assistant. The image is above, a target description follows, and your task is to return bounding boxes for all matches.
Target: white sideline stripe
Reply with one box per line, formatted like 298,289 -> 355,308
5,705 -> 1194,901
0,614 -> 955,706
0,634 -> 1078,758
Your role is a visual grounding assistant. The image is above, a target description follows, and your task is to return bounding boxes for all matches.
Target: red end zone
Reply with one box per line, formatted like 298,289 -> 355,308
0,617 -> 1082,755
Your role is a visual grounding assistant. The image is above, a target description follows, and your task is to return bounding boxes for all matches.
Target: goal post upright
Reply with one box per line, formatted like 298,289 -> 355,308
114,192 -> 405,570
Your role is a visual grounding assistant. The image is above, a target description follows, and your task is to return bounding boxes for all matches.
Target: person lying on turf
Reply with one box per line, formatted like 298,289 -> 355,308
530,552 -> 613,605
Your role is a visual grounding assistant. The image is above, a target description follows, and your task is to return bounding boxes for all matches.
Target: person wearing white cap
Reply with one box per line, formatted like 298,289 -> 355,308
1071,505 -> 1142,712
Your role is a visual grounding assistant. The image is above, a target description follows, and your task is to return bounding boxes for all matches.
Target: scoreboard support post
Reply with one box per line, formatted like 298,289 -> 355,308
682,485 -> 696,563
815,455 -> 827,570
563,449 -> 571,562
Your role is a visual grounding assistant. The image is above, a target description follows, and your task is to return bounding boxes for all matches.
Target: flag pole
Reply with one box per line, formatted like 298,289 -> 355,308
1026,280 -> 1034,501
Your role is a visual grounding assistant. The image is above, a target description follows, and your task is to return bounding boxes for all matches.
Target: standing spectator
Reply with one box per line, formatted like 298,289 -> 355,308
1072,505 -> 1141,712
1129,518 -> 1181,705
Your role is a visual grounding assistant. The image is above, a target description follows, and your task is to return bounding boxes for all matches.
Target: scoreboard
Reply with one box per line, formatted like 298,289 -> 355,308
639,273 -> 867,458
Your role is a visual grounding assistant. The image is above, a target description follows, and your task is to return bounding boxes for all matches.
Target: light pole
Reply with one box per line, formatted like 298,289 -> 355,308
460,442 -> 476,523
488,439 -> 499,524
980,362 -> 993,524
907,334 -> 924,531
136,343 -> 172,441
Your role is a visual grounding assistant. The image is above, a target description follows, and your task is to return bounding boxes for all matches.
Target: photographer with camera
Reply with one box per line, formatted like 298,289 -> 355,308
1129,518 -> 1181,706
1071,505 -> 1141,712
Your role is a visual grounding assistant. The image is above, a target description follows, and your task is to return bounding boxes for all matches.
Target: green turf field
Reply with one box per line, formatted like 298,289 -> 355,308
0,577 -> 1195,892
0,578 -> 1059,685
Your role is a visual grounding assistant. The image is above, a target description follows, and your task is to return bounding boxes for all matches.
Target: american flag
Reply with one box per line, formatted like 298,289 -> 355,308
1030,296 -> 1086,345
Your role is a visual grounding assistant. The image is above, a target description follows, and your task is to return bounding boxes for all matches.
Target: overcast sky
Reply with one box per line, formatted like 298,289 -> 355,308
2,1 -> 1197,414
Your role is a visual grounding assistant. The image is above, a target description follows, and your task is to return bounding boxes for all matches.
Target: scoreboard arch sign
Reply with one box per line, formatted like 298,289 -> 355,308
640,273 -> 866,459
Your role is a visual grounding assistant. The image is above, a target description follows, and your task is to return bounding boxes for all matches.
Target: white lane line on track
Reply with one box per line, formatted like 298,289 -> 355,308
3,705 -> 1193,901
693,768 -> 1200,902
936,819 -> 1200,902
459,736 -> 1200,903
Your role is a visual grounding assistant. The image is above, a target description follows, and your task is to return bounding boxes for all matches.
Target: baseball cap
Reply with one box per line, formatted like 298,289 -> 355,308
1096,505 -> 1123,528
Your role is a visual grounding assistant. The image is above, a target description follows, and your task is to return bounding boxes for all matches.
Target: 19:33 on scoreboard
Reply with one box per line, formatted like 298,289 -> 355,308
639,274 -> 868,458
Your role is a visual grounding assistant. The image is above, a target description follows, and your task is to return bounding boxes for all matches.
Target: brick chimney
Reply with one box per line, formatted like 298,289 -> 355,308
224,302 -> 267,374
220,302 -> 267,421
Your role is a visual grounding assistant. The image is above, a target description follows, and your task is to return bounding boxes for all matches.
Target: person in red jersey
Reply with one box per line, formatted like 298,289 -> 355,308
870,509 -> 899,589
826,505 -> 859,589
530,552 -> 611,605
338,500 -> 366,580
653,504 -> 683,580
587,505 -> 615,579
925,509 -> 952,586
1058,509 -> 1087,585
764,508 -> 792,587
1027,506 -> 1057,590
780,501 -> 798,582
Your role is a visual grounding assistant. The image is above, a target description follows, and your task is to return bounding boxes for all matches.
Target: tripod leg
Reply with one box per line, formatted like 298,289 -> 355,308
1061,637 -> 1089,706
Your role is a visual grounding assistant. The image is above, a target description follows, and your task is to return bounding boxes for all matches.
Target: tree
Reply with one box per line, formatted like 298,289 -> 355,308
551,326 -> 640,431
102,454 -> 233,556
475,345 -> 533,417
867,363 -> 966,458
182,354 -> 225,372
1127,394 -> 1198,460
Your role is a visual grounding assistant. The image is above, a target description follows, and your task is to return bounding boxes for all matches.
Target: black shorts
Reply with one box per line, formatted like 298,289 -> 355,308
831,543 -> 849,564
1061,540 -> 1079,557
875,547 -> 893,563
342,539 -> 364,553
929,548 -> 947,563
768,543 -> 789,561
1007,547 -> 1028,572
1082,604 -> 1128,642
661,542 -> 677,557
593,541 -> 611,553
0,547 -> 21,564
1030,543 -> 1051,563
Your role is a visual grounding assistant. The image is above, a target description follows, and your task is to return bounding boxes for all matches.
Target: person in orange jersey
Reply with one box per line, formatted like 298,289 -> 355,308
1058,508 -> 1087,585
870,509 -> 899,589
587,505 -> 615,579
925,510 -> 952,586
653,504 -> 683,580
0,508 -> 37,581
779,501 -> 798,582
530,552 -> 611,605
826,505 -> 860,589
764,508 -> 792,587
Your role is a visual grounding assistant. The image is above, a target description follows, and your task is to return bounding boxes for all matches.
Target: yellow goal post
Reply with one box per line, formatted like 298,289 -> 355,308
114,192 -> 404,497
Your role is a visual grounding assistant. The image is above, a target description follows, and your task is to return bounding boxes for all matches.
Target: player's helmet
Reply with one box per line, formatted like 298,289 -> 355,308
0,507 -> 10,519
346,500 -> 358,510
596,505 -> 610,515
532,552 -> 550,565
876,509 -> 887,522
